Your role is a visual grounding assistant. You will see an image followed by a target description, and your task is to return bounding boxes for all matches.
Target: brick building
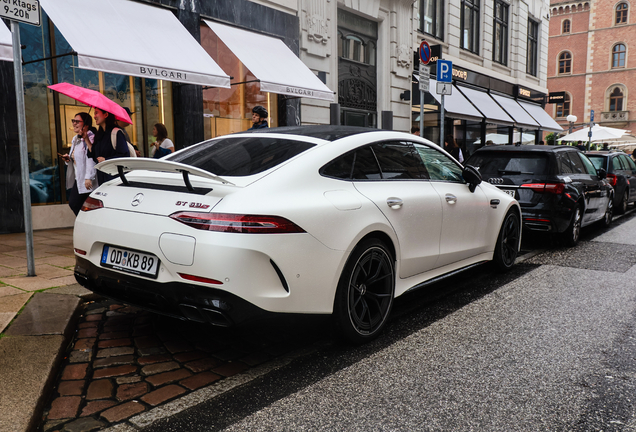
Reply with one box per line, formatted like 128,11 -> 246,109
547,0 -> 636,133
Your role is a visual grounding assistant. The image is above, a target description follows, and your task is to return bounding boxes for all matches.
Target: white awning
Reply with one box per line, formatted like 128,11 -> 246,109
518,101 -> 564,132
457,86 -> 514,126
0,21 -> 12,62
39,0 -> 230,88
429,79 -> 483,121
203,20 -> 335,101
490,94 -> 540,129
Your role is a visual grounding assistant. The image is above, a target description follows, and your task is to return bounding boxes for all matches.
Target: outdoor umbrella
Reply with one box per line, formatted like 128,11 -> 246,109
557,124 -> 627,143
48,82 -> 132,124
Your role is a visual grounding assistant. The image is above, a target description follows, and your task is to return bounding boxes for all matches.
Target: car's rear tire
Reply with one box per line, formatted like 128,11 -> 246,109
334,238 -> 395,344
618,190 -> 628,215
492,210 -> 520,272
600,196 -> 613,228
562,203 -> 582,247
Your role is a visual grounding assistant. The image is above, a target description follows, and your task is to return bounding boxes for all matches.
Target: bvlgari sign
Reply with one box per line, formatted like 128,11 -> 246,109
139,67 -> 188,81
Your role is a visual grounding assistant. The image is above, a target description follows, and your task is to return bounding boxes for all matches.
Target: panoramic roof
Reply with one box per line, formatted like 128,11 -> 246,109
238,125 -> 378,141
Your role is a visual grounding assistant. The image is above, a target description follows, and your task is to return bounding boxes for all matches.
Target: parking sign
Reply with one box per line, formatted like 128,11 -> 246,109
437,60 -> 452,83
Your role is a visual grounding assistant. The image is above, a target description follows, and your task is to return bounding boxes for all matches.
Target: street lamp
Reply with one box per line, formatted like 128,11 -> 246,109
566,114 -> 577,134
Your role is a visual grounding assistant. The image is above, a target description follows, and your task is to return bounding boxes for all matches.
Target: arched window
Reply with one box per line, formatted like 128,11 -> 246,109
609,87 -> 624,111
366,41 -> 376,66
616,2 -> 628,24
562,19 -> 571,33
337,31 -> 344,58
612,43 -> 626,67
559,52 -> 572,74
556,93 -> 571,117
343,35 -> 365,63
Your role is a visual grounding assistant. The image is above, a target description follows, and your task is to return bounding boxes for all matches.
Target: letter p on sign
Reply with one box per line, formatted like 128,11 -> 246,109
437,60 -> 452,83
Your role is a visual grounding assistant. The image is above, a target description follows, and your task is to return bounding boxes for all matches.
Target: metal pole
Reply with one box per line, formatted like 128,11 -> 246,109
419,89 -> 424,137
587,121 -> 592,151
440,94 -> 445,148
11,21 -> 36,277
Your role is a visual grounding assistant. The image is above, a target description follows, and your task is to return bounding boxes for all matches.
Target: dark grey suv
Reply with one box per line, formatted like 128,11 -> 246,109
466,146 -> 614,246
586,151 -> 636,214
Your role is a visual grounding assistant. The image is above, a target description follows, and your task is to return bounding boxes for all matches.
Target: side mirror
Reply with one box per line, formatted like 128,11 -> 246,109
462,165 -> 482,193
597,168 -> 607,180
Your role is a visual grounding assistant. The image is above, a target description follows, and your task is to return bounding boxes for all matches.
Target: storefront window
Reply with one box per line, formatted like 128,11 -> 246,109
18,15 -> 175,205
200,24 -> 278,139
20,17 -> 60,205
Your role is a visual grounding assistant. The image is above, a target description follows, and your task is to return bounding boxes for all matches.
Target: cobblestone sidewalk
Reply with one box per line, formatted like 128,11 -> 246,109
41,298 -> 331,431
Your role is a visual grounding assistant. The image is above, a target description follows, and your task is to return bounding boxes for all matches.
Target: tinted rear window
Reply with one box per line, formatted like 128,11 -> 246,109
168,137 -> 315,176
467,152 -> 550,177
586,155 -> 606,171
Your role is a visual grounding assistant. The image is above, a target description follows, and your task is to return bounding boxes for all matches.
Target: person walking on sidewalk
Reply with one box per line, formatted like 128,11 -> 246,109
87,108 -> 130,185
248,105 -> 269,130
60,112 -> 97,215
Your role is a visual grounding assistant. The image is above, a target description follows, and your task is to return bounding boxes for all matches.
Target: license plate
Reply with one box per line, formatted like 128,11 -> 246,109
101,245 -> 160,279
501,189 -> 516,198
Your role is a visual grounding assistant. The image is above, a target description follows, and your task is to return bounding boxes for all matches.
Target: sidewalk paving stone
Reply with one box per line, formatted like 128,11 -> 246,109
86,379 -> 114,400
141,385 -> 186,406
100,402 -> 145,423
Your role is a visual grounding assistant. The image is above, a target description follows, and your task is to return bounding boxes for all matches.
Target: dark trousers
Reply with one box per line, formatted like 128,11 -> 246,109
68,181 -> 91,216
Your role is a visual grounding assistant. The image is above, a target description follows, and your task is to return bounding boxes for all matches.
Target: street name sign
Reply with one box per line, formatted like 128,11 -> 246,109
1,0 -> 40,26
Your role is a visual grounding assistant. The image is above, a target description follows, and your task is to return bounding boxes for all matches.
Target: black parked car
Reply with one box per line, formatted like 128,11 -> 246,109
585,151 -> 636,214
466,146 -> 613,246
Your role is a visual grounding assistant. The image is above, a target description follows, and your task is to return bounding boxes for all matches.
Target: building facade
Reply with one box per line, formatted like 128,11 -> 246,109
413,0 -> 556,155
1,0 -> 419,234
547,0 -> 636,133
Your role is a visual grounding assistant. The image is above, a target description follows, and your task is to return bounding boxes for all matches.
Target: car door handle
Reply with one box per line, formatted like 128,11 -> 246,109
386,197 -> 403,209
445,194 -> 457,204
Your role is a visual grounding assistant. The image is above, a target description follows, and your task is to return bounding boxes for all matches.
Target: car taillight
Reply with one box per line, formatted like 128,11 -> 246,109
520,183 -> 565,194
169,212 -> 306,233
607,173 -> 618,186
81,197 -> 104,212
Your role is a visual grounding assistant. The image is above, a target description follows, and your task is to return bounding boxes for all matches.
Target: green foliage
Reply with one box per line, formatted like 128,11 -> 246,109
545,132 -> 557,145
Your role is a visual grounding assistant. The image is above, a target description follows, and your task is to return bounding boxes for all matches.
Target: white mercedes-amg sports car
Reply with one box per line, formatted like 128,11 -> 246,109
74,126 -> 521,343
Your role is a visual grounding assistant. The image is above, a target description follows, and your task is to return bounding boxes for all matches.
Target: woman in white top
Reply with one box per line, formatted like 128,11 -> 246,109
60,113 -> 97,215
151,123 -> 175,158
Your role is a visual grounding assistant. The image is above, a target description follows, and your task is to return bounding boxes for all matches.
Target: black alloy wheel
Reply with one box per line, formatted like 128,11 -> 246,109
493,210 -> 520,272
334,239 -> 395,344
563,204 -> 582,247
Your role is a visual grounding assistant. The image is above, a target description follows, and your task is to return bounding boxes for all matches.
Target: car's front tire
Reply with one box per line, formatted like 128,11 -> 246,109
492,210 -> 520,272
334,238 -> 395,344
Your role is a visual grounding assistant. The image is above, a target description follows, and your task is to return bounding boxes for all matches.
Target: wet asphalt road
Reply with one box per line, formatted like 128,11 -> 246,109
139,210 -> 636,432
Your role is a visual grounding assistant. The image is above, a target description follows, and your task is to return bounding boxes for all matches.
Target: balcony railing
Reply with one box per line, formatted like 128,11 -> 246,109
601,111 -> 629,122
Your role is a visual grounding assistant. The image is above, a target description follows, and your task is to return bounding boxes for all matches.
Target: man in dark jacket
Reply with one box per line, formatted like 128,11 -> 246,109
248,106 -> 269,130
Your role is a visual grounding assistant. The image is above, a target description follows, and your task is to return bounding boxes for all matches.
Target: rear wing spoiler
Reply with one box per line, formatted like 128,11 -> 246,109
96,158 -> 234,190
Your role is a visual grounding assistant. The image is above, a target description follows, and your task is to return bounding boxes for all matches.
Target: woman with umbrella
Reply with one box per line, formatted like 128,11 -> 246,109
86,108 -> 130,185
48,83 -> 133,185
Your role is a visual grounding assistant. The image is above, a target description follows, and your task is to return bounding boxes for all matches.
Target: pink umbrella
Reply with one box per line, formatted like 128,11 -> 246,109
48,82 -> 132,124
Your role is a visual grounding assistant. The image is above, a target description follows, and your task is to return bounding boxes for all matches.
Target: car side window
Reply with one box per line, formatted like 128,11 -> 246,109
622,155 -> 636,171
612,156 -> 624,171
370,142 -> 428,180
414,143 -> 464,182
578,153 -> 599,176
320,145 -> 382,180
557,152 -> 575,174
568,152 -> 590,174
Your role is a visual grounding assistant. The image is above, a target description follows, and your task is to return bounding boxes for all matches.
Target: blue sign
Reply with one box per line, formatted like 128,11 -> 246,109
437,60 -> 452,83
590,110 -> 594,122
419,41 -> 431,64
